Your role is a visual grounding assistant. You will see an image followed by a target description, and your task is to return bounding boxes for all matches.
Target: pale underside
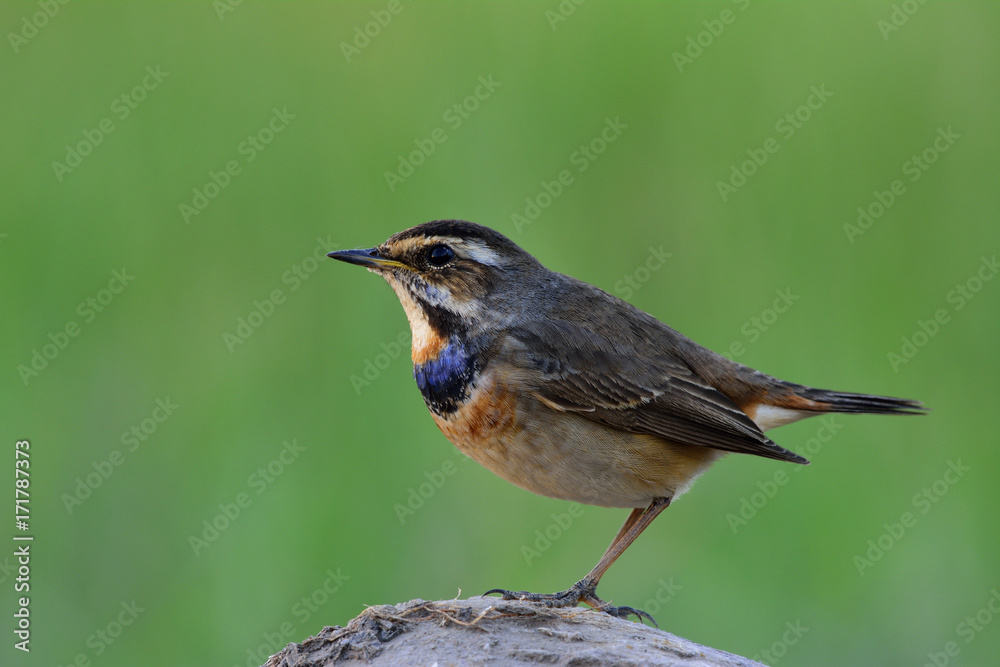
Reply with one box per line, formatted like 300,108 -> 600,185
431,368 -> 809,509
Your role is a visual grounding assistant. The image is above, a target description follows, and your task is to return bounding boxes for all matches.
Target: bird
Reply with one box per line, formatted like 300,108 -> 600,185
327,219 -> 926,624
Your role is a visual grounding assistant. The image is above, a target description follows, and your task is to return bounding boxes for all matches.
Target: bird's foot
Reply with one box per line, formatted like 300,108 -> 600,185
483,580 -> 657,627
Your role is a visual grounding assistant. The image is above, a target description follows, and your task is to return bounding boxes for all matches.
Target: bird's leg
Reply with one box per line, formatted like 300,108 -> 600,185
485,496 -> 671,625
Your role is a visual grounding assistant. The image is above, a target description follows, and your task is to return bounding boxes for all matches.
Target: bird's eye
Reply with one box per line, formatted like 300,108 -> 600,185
427,244 -> 455,267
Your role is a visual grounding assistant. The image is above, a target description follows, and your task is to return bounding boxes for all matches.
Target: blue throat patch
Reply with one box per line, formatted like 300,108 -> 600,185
413,337 -> 477,415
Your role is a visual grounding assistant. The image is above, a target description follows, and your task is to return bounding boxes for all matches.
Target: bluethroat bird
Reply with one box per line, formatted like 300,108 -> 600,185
328,220 -> 926,624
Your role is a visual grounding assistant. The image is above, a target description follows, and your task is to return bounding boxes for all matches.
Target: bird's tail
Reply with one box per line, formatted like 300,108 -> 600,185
792,385 -> 927,416
742,383 -> 926,465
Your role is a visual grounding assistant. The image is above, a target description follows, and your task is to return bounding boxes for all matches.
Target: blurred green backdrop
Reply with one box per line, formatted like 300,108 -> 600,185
2,2 -> 998,665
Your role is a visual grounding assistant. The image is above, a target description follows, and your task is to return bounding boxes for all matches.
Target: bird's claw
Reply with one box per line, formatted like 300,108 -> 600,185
599,603 -> 657,627
483,582 -> 657,627
482,587 -> 580,608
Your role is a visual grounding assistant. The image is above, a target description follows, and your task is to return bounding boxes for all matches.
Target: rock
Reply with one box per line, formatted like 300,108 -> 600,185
263,597 -> 764,666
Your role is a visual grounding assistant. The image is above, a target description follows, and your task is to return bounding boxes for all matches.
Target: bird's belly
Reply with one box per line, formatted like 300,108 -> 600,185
430,370 -> 724,508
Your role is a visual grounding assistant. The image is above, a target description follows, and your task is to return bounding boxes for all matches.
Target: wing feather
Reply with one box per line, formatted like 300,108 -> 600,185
503,320 -> 807,464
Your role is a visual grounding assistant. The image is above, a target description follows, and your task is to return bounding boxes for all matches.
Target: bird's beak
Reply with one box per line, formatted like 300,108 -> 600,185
327,248 -> 410,270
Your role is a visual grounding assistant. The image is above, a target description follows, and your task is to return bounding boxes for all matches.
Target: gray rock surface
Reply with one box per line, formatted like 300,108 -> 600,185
263,597 -> 765,666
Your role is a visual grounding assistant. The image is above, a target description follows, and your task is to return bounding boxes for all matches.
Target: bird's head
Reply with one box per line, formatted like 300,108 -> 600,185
328,220 -> 543,349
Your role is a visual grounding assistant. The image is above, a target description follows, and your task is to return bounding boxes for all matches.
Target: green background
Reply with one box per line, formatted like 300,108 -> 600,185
2,2 -> 998,665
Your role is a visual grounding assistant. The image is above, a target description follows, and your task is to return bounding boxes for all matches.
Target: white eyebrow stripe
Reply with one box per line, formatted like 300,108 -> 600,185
458,240 -> 502,266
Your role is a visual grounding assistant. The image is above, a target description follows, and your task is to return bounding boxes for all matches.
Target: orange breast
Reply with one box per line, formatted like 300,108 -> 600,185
412,328 -> 449,365
432,371 -> 519,458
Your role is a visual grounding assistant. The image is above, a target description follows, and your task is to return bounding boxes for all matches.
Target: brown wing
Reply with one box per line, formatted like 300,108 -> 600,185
502,319 -> 808,464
